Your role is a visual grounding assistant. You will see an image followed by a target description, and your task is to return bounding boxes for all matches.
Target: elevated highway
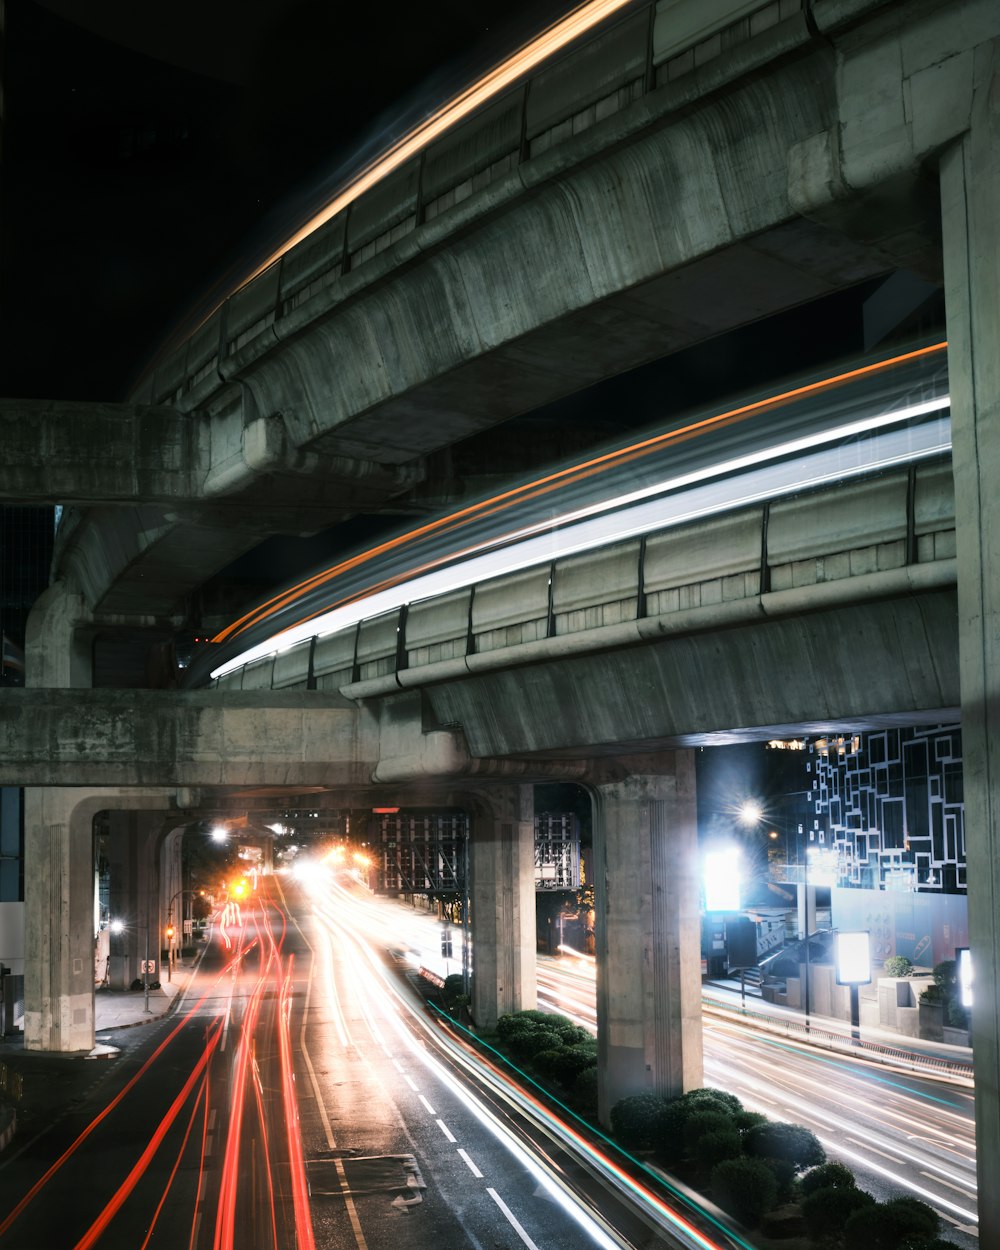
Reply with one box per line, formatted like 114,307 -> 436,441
5,0 -> 1000,1240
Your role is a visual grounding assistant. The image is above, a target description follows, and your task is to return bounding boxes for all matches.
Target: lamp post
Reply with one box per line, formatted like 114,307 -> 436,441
110,917 -> 152,1013
165,888 -> 200,983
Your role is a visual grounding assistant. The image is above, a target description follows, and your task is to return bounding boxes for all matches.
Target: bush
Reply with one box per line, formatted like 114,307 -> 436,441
695,1128 -> 742,1169
803,1185 -> 876,1240
610,1094 -> 669,1150
883,955 -> 914,977
684,1110 -> 734,1152
844,1197 -> 939,1250
920,984 -> 944,1004
745,1122 -> 825,1172
759,1156 -> 799,1204
711,1157 -> 779,1227
800,1161 -> 857,1197
946,1000 -> 969,1029
734,1110 -> 768,1136
573,1064 -> 598,1107
531,1045 -> 598,1086
932,960 -> 958,994
509,1027 -> 564,1060
551,1022 -> 592,1047
653,1091 -> 739,1161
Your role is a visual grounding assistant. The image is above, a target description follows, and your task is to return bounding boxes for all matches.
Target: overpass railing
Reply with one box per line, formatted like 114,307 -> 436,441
134,0 -> 820,410
214,457 -> 956,693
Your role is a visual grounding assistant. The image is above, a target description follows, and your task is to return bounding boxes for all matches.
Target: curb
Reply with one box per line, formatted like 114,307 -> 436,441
0,1103 -> 16,1153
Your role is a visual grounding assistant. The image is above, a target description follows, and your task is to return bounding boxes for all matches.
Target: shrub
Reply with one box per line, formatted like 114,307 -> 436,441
684,1110 -> 734,1152
734,1110 -> 768,1135
573,1064 -> 598,1108
610,1094 -> 669,1150
531,1045 -> 598,1086
509,1026 -> 565,1060
946,1000 -> 969,1029
800,1161 -> 857,1197
653,1091 -> 739,1161
844,1197 -> 939,1250
745,1122 -> 825,1172
695,1128 -> 742,1169
711,1157 -> 779,1227
920,984 -> 944,1004
694,1087 -> 744,1114
551,1022 -> 592,1047
759,1156 -> 799,1204
932,960 -> 958,994
883,955 -> 913,977
803,1185 -> 876,1240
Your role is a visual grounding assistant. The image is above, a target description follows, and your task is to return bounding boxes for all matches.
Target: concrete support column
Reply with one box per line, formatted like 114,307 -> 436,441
592,752 -> 701,1125
24,789 -> 97,1052
940,37 -> 1000,1248
469,784 -> 537,1029
106,812 -> 162,990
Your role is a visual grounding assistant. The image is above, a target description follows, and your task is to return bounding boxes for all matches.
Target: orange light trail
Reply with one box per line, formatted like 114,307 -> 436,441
71,1021 -> 222,1250
279,955 -> 318,1250
212,340 -> 947,648
242,0 -> 636,287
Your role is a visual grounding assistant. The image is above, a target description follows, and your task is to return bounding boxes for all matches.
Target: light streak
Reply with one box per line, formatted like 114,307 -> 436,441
139,1074 -> 210,1250
72,1021 -> 222,1250
241,0 -> 637,286
212,396 -> 950,677
278,956 -> 318,1250
211,340 -> 945,654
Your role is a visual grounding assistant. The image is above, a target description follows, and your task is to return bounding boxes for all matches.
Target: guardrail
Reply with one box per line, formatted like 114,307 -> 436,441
703,994 -> 974,1083
136,0 -> 817,409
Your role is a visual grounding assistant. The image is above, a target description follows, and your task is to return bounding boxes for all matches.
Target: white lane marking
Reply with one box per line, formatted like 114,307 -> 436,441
457,1148 -> 482,1177
418,1094 -> 436,1115
403,1075 -> 418,1092
436,1119 -> 456,1143
220,1004 -> 232,1053
922,1173 -> 978,1196
487,1189 -> 540,1250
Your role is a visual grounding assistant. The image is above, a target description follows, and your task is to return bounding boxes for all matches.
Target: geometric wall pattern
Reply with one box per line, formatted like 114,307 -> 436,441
810,725 -> 965,893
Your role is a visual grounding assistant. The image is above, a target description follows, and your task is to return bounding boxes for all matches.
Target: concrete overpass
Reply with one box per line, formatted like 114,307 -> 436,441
5,0 -> 1000,1239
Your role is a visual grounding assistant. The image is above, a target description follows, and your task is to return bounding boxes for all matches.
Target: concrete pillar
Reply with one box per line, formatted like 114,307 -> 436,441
25,581 -> 92,689
592,752 -> 702,1125
940,37 -> 1000,1247
469,784 -> 537,1029
24,789 -> 97,1052
106,811 -> 162,990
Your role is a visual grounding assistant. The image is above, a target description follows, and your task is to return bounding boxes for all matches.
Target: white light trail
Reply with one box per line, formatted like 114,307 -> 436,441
212,397 -> 950,678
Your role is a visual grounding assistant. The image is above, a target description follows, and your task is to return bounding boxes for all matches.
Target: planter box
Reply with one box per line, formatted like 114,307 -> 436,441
918,999 -> 944,1042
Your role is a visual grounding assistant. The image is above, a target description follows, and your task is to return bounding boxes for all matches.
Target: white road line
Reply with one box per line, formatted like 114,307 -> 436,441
404,1075 -> 419,1092
220,1004 -> 232,1053
487,1189 -> 540,1250
457,1148 -> 482,1177
418,1094 -> 436,1115
921,1172 -> 978,1196
436,1119 -> 456,1143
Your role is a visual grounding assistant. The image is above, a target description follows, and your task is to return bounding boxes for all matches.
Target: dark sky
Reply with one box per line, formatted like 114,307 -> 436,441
1,0 -> 576,401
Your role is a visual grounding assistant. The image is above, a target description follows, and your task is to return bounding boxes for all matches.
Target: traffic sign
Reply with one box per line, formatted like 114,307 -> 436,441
141,960 -> 157,974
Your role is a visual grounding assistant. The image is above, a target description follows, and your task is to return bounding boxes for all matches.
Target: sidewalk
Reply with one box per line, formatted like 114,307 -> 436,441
0,955 -> 198,1155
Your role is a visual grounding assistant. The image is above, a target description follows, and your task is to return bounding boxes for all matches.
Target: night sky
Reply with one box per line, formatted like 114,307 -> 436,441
1,0 -> 577,401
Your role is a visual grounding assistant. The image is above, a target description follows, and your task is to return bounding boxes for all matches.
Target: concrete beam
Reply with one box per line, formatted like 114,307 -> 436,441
425,590 -> 961,758
0,690 -> 374,789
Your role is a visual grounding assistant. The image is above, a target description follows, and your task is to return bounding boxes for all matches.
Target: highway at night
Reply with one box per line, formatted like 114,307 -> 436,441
1,869 -> 756,1250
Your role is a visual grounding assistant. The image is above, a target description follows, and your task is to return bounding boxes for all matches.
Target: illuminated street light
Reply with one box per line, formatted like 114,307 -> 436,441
110,918 -> 125,935
737,799 -> 764,827
211,825 -> 228,842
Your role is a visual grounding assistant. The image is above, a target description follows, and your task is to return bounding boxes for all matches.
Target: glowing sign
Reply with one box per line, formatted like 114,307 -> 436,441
835,931 -> 872,985
703,848 -> 741,912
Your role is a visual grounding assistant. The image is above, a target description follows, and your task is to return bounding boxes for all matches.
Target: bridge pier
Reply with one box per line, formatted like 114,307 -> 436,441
468,784 -> 537,1029
105,811 -> 169,991
592,754 -> 702,1126
941,36 -> 1000,1248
